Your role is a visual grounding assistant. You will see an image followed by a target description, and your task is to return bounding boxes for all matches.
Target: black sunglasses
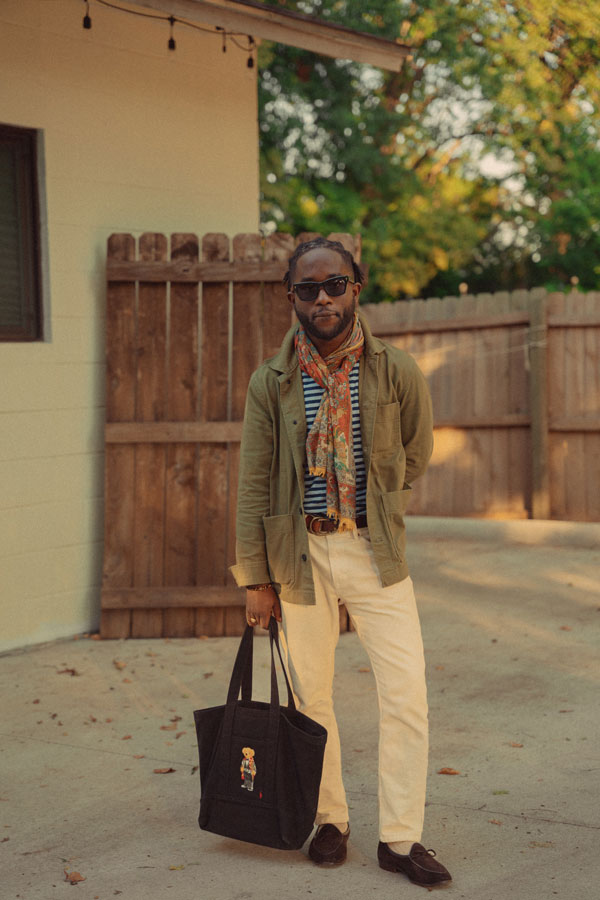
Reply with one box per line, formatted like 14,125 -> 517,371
292,275 -> 355,303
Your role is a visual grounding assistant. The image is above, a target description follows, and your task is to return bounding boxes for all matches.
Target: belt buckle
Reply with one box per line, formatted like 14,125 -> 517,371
309,515 -> 333,535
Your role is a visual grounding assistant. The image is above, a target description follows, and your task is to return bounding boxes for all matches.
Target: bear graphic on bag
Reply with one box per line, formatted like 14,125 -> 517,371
240,747 -> 256,792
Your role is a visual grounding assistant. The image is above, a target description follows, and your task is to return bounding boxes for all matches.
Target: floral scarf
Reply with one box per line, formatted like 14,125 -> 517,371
295,313 -> 365,531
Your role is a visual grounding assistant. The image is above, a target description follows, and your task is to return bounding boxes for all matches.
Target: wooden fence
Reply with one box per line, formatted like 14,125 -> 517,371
364,288 -> 600,523
101,232 -> 600,638
101,231 -> 360,639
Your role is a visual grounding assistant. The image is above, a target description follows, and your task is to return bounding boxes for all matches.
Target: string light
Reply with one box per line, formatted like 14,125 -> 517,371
83,0 -> 92,29
82,0 -> 255,66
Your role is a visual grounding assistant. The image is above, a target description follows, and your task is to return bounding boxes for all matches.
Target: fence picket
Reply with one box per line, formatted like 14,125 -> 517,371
102,233 -> 136,638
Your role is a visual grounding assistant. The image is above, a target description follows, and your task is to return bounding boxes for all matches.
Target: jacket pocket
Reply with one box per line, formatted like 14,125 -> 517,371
372,402 -> 400,455
263,514 -> 294,586
380,487 -> 412,560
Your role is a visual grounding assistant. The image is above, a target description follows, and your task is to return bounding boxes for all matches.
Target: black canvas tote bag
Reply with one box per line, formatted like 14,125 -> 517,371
194,617 -> 327,850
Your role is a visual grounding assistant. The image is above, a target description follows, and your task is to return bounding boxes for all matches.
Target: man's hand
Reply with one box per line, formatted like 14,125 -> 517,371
245,586 -> 282,629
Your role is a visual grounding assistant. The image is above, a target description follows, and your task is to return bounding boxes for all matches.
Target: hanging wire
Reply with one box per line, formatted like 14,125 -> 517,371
87,0 -> 256,61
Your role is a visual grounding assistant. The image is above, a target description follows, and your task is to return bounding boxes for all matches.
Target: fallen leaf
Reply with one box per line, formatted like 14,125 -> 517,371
91,634 -> 102,641
203,672 -> 213,679
33,699 -> 40,704
160,724 -> 177,731
105,718 -> 113,723
559,625 -> 572,631
121,735 -> 132,740
435,665 -> 445,671
169,865 -> 185,870
133,754 -> 145,759
191,765 -> 199,775
154,767 -> 176,774
559,709 -> 574,713
489,819 -> 502,826
492,790 -> 509,795
175,732 -> 186,739
1,837 -> 9,843
57,668 -> 79,676
170,715 -> 182,722
113,660 -> 127,670
357,666 -> 371,673
437,767 -> 460,775
64,869 -> 86,884
528,840 -> 553,848
509,742 -> 523,748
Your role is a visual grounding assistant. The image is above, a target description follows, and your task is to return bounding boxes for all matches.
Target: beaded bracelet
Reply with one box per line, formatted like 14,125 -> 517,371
246,583 -> 273,591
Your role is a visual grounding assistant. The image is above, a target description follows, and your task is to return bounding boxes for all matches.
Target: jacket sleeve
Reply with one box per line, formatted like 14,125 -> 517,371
398,355 -> 434,484
229,370 -> 274,587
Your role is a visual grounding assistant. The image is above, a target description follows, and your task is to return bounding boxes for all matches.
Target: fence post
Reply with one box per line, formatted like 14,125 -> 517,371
528,289 -> 550,519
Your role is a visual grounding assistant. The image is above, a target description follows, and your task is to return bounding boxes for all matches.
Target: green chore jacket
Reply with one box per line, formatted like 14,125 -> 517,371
229,312 -> 433,605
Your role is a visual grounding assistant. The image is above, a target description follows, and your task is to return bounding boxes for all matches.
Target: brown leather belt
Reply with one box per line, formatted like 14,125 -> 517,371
305,513 -> 368,535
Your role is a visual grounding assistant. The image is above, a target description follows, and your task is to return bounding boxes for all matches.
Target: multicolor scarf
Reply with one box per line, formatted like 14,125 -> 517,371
295,313 -> 365,531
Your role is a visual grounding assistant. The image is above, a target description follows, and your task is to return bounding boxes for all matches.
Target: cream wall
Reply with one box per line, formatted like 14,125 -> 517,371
0,0 -> 259,651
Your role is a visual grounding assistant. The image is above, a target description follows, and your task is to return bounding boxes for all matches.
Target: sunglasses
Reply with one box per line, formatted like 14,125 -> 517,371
292,275 -> 355,303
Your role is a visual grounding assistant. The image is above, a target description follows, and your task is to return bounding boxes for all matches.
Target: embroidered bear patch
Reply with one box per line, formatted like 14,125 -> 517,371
240,746 -> 256,792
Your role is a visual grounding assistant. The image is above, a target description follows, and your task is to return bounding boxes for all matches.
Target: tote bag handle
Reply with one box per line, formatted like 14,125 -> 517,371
226,618 -> 295,710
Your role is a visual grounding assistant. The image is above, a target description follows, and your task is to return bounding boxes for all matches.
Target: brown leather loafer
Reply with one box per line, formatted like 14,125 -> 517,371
378,842 -> 452,887
308,824 -> 350,866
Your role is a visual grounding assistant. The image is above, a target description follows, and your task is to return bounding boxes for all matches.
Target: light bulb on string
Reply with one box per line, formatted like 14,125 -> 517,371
216,26 -> 227,53
83,0 -> 92,29
168,16 -> 176,51
247,35 -> 255,68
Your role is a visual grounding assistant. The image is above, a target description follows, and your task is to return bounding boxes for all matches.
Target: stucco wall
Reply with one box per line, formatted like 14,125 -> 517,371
0,0 -> 259,651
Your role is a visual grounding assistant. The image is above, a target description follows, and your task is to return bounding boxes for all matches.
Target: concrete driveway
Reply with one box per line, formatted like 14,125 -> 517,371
1,517 -> 599,900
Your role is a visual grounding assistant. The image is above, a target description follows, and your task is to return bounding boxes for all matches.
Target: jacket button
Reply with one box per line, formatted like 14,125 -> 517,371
301,554 -> 307,562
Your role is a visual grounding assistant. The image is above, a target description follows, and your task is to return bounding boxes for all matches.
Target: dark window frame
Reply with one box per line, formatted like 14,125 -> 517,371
0,123 -> 44,341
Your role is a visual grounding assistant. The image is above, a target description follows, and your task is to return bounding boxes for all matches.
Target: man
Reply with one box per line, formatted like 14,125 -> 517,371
230,238 -> 451,888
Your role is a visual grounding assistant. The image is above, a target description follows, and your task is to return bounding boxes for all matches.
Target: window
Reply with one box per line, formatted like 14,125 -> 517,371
0,123 -> 43,341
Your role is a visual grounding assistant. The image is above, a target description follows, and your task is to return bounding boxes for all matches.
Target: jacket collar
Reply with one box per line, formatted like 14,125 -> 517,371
266,309 -> 386,376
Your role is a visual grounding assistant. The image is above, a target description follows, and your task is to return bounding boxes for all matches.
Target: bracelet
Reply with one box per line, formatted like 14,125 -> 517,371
246,583 -> 273,591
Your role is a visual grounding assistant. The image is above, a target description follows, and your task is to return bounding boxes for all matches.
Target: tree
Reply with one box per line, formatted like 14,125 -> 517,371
258,0 -> 600,300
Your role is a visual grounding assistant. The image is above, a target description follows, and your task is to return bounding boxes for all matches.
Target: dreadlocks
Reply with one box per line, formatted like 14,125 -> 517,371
283,238 -> 363,290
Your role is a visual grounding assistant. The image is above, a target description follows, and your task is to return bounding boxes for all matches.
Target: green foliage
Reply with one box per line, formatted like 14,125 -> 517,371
258,0 -> 600,300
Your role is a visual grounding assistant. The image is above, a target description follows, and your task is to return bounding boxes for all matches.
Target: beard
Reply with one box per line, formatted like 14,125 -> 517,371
294,301 -> 355,346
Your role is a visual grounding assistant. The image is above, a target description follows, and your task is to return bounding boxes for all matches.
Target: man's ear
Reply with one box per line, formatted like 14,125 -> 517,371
353,282 -> 362,302
287,291 -> 296,307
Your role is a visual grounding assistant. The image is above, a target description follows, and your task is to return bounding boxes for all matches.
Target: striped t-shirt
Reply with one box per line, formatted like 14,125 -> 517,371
301,361 -> 367,516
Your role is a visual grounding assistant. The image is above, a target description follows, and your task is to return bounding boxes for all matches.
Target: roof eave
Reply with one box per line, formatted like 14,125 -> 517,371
135,0 -> 411,71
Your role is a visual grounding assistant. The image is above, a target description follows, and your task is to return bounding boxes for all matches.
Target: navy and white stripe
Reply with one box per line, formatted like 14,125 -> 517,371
301,361 -> 367,516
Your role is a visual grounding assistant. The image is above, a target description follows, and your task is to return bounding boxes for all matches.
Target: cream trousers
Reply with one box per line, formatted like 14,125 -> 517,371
279,527 -> 429,844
